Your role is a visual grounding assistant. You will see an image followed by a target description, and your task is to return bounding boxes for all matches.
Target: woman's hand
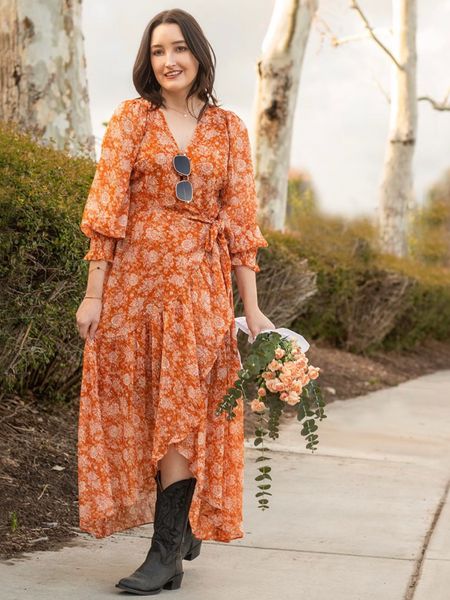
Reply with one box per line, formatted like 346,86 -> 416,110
76,297 -> 103,340
245,306 -> 275,341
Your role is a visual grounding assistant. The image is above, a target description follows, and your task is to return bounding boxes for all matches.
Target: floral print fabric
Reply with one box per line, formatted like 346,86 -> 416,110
78,97 -> 268,541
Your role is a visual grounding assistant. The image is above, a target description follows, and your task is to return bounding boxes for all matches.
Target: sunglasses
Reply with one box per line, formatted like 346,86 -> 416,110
173,154 -> 192,202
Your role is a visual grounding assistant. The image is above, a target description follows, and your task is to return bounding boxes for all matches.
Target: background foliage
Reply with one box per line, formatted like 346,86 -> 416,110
1,126 -> 450,402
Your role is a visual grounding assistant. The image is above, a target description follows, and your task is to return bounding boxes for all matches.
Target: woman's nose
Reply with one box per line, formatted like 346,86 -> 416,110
165,53 -> 178,67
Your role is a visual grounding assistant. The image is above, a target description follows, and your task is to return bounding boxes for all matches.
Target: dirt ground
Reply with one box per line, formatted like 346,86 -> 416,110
2,337 -> 450,561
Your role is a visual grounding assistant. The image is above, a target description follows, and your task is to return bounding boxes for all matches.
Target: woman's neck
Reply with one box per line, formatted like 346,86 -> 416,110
161,92 -> 204,113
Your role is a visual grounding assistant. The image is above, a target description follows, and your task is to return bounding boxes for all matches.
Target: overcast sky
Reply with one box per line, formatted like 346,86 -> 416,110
82,0 -> 450,220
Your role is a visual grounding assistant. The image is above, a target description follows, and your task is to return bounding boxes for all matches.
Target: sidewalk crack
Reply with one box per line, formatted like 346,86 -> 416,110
404,476 -> 450,600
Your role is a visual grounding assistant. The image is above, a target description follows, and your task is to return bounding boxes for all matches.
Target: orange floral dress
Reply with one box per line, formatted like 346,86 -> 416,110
78,97 -> 268,542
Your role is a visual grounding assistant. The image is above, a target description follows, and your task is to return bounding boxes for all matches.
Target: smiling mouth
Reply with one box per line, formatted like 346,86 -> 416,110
165,71 -> 182,78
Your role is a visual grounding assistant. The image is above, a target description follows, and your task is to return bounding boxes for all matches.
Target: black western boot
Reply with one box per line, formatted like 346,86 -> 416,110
154,470 -> 202,561
115,476 -> 196,595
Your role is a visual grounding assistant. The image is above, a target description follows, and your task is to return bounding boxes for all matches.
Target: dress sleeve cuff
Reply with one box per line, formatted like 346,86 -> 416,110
230,249 -> 262,273
83,232 -> 117,262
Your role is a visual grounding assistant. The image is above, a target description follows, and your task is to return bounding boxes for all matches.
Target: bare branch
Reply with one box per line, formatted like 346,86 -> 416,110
350,0 -> 404,70
373,78 -> 391,104
332,28 -> 392,47
314,11 -> 392,104
418,95 -> 450,111
313,13 -> 340,48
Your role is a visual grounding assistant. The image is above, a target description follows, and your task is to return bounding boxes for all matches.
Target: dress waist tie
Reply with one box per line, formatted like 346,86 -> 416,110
185,214 -> 232,302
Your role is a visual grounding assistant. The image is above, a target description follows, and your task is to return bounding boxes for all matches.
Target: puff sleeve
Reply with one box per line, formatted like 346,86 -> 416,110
219,110 -> 269,273
80,98 -> 149,262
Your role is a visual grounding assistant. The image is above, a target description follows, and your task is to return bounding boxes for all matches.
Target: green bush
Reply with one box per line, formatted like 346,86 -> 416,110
281,210 -> 450,353
376,253 -> 450,349
409,168 -> 450,268
0,121 -> 94,402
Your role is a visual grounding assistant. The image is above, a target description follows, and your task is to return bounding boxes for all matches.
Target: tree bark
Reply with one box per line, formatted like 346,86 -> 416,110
0,0 -> 94,158
252,0 -> 318,231
378,0 -> 417,257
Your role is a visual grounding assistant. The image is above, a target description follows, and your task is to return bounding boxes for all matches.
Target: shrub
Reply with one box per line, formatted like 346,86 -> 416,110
283,211 -> 450,353
0,121 -> 94,402
409,168 -> 450,268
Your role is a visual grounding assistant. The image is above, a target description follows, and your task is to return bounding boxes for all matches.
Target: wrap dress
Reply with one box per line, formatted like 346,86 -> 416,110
78,96 -> 269,542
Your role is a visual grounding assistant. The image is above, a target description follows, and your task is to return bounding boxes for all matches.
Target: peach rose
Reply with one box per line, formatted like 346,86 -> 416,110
281,363 -> 296,377
274,380 -> 285,392
279,372 -> 294,387
275,347 -> 285,359
250,398 -> 266,413
308,366 -> 320,380
294,357 -> 308,368
299,373 -> 310,386
285,391 -> 300,406
268,359 -> 282,372
291,380 -> 303,394
266,378 -> 281,393
291,364 -> 306,377
257,387 -> 267,397
262,371 -> 276,380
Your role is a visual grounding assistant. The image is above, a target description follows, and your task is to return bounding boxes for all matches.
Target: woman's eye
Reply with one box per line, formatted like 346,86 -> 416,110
152,46 -> 187,56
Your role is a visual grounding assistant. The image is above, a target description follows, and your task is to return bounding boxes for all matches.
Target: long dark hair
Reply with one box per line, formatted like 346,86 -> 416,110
133,8 -> 221,120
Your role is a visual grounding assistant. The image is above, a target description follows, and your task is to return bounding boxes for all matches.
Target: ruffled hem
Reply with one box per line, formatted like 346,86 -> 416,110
78,259 -> 244,542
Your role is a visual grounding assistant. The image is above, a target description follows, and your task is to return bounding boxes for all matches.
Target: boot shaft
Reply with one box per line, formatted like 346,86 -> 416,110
151,474 -> 197,565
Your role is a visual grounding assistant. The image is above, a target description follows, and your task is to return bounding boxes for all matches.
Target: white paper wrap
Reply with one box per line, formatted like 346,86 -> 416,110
234,316 -> 310,352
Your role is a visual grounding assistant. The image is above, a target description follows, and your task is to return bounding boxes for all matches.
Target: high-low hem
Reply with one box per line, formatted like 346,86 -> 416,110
79,418 -> 245,543
78,284 -> 244,543
79,425 -> 245,543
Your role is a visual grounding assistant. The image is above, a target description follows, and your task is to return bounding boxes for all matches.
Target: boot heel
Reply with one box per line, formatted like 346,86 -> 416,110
184,541 -> 202,561
163,572 -> 183,590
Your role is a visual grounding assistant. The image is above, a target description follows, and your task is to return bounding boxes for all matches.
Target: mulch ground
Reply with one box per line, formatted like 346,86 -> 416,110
2,337 -> 450,561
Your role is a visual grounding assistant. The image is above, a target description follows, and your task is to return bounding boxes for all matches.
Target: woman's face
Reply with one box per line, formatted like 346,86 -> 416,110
150,23 -> 200,98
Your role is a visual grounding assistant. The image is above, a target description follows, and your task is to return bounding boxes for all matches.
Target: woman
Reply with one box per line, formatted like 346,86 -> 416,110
76,7 -> 273,595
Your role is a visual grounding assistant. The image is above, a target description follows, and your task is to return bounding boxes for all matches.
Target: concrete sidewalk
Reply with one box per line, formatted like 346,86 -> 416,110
2,371 -> 449,599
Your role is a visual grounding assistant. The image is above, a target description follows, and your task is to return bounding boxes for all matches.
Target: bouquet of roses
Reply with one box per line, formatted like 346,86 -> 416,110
215,317 -> 326,510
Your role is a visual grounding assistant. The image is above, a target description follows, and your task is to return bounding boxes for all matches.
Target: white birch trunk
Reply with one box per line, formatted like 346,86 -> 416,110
0,0 -> 95,158
378,0 -> 417,257
252,0 -> 318,231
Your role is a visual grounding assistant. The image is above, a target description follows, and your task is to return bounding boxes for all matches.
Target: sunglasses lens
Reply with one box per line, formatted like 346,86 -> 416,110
176,180 -> 192,202
173,155 -> 190,176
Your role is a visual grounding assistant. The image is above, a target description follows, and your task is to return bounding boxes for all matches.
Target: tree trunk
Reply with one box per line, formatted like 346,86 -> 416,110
378,0 -> 417,257
252,0 -> 318,232
0,0 -> 95,158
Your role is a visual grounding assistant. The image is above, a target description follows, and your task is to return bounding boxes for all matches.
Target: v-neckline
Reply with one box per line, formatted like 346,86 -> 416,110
157,104 -> 210,156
